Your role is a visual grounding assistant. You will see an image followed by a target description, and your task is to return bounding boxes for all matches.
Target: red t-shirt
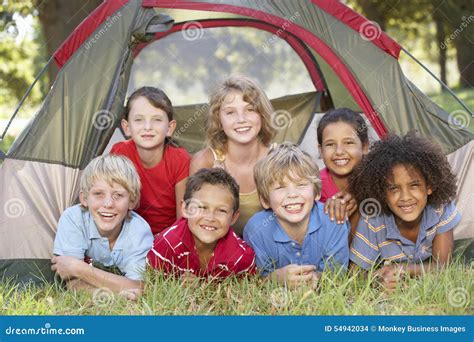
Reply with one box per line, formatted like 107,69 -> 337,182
147,217 -> 256,278
110,140 -> 190,234
319,167 -> 340,203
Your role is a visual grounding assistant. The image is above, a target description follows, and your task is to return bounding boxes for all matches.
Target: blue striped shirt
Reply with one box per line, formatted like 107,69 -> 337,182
350,202 -> 461,270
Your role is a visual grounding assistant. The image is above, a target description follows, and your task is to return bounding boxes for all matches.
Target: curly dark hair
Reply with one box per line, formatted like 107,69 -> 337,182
349,132 -> 457,215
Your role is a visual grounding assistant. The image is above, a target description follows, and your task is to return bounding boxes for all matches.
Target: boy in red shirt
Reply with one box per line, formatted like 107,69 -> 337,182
147,168 -> 256,279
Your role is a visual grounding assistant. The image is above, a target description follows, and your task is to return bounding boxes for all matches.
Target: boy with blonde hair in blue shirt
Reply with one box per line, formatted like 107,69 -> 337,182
244,143 -> 349,286
52,155 -> 153,299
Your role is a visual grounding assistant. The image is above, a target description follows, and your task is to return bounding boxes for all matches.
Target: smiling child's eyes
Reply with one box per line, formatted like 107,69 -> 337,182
387,185 -> 398,192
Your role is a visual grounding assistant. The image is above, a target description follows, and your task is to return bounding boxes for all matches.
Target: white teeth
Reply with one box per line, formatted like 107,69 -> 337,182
285,204 -> 303,210
99,213 -> 115,218
235,127 -> 251,132
334,159 -> 349,166
399,204 -> 415,211
201,225 -> 217,231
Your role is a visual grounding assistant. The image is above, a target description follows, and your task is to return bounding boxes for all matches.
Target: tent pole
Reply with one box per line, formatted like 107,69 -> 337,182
401,47 -> 473,115
0,56 -> 54,142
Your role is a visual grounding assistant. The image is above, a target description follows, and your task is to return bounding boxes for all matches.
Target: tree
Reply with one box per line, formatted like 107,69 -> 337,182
432,0 -> 474,87
349,0 -> 473,88
0,0 -> 101,107
35,0 -> 102,82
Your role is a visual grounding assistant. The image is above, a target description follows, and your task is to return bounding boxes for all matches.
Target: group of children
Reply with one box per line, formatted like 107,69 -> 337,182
51,75 -> 461,298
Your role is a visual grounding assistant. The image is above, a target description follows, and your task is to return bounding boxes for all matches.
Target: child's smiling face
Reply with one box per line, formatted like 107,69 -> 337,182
319,121 -> 368,177
218,91 -> 262,146
385,164 -> 432,227
122,96 -> 176,151
263,173 -> 318,232
183,183 -> 239,251
80,179 -> 134,241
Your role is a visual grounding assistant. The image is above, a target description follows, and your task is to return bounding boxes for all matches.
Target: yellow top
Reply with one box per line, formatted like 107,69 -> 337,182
210,148 -> 263,236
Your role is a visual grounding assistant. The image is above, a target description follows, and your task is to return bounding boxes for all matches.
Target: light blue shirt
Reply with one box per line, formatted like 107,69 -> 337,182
53,204 -> 153,281
350,202 -> 461,270
243,202 -> 349,276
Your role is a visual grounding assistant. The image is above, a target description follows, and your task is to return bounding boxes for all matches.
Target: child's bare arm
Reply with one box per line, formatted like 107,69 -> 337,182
175,177 -> 188,219
52,255 -> 143,295
271,264 -> 318,286
189,149 -> 213,175
399,229 -> 454,277
431,229 -> 454,265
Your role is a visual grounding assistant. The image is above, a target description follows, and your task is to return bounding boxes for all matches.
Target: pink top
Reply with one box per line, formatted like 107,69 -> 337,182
319,167 -> 340,203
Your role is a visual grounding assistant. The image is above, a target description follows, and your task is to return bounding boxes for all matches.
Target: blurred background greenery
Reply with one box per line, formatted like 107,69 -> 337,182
0,0 -> 472,153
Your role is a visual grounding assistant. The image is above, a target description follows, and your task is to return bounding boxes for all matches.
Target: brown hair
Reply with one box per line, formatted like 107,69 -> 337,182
184,168 -> 240,213
124,86 -> 176,145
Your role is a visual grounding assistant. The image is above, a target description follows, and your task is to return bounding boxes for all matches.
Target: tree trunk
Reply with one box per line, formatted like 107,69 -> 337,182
355,0 -> 387,31
434,0 -> 474,88
433,13 -> 447,90
453,25 -> 474,88
36,0 -> 102,83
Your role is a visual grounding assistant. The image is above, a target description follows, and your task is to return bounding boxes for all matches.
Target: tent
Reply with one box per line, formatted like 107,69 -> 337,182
1,0 -> 472,283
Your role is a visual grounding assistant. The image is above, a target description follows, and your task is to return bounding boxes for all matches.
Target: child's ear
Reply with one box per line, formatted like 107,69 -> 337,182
180,199 -> 188,218
259,197 -> 270,210
167,120 -> 177,137
314,192 -> 321,202
231,210 -> 240,225
121,119 -> 131,137
128,199 -> 137,211
362,142 -> 369,154
79,191 -> 88,208
427,186 -> 433,195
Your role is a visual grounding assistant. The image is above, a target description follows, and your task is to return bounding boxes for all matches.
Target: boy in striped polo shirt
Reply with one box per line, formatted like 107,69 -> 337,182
349,133 -> 461,291
147,168 -> 255,279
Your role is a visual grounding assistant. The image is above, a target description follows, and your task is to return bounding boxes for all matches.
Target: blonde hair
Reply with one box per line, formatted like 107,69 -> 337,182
254,142 -> 321,205
80,155 -> 141,208
206,74 -> 275,154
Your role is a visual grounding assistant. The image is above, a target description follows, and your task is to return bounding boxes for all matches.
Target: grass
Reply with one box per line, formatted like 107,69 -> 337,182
429,87 -> 474,114
1,259 -> 472,315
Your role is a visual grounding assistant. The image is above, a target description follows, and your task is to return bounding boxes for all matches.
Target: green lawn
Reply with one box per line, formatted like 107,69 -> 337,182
1,258 -> 471,315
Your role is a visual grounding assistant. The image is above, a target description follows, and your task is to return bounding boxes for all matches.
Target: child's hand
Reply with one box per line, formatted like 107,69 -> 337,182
51,255 -> 83,281
324,191 -> 356,224
273,264 -> 317,286
375,264 -> 405,293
